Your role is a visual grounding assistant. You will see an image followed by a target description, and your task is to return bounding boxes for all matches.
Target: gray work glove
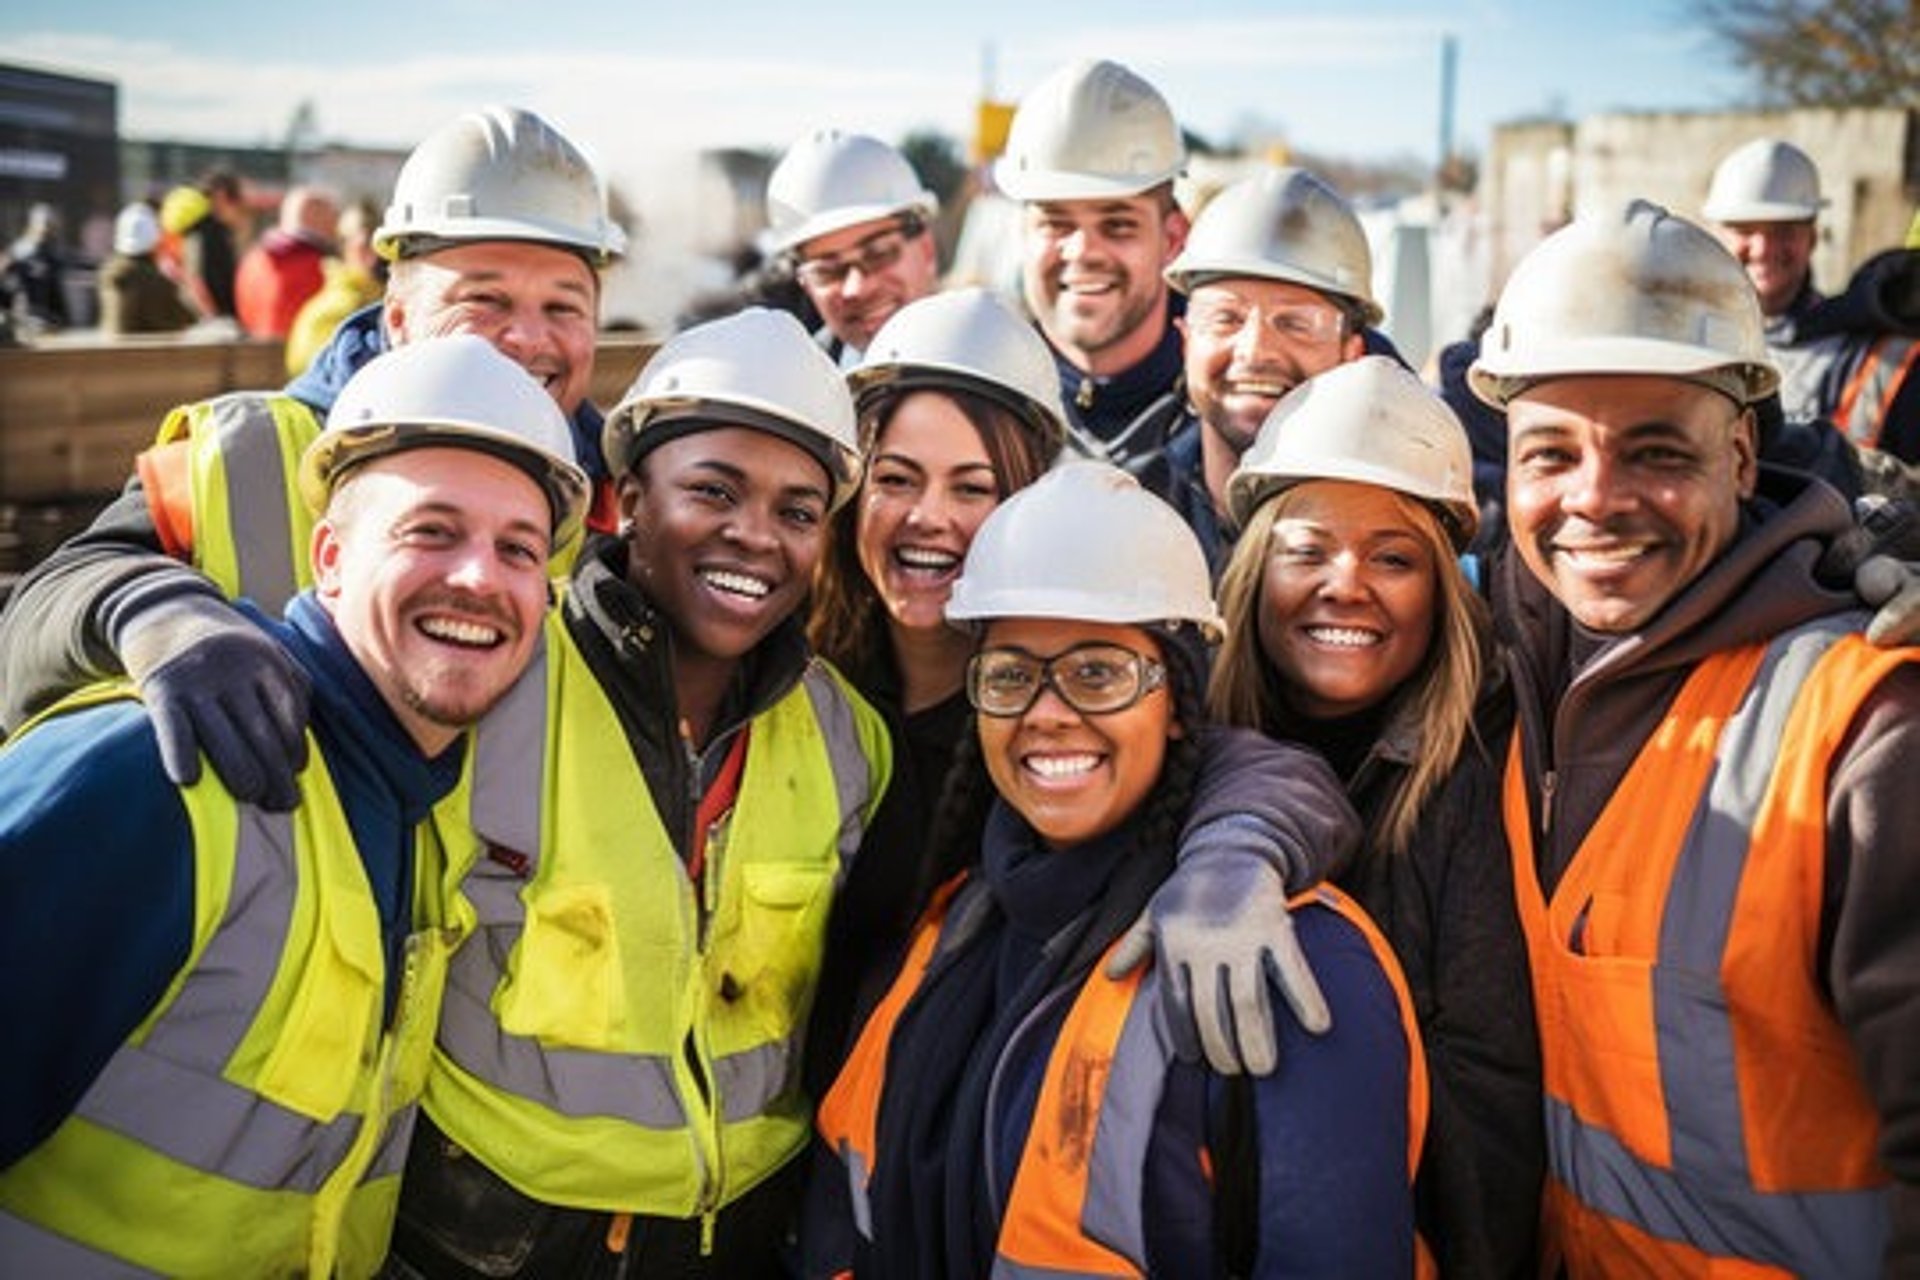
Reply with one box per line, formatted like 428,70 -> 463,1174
1106,838 -> 1330,1077
1858,554 -> 1920,646
116,593 -> 310,810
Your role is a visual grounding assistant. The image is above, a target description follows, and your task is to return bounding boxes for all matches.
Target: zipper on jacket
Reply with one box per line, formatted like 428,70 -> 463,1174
1076,374 -> 1094,410
1540,768 -> 1557,839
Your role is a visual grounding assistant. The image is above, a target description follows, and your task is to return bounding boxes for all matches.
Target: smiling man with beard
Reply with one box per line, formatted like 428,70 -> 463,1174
997,58 -> 1193,470
385,306 -> 894,1279
0,335 -> 585,1277
1149,166 -> 1386,575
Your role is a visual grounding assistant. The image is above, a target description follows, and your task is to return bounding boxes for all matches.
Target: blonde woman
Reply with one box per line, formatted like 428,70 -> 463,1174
1211,356 -> 1543,1278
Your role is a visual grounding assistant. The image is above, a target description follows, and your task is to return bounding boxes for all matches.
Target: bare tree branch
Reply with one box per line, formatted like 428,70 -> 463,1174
1691,0 -> 1919,107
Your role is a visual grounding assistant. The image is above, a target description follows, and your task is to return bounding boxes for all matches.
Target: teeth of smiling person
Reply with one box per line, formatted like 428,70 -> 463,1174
420,616 -> 502,646
1026,753 -> 1100,778
1304,626 -> 1380,648
1226,380 -> 1288,398
896,547 -> 959,570
1561,543 -> 1650,565
701,569 -> 771,598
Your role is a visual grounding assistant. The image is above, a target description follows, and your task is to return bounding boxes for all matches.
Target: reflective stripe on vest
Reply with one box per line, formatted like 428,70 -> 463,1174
1505,616 -> 1907,1277
816,874 -> 968,1241
1834,335 -> 1920,450
821,882 -> 1425,1276
146,392 -> 321,613
0,687 -> 454,1278
995,885 -> 1426,1279
427,606 -> 890,1213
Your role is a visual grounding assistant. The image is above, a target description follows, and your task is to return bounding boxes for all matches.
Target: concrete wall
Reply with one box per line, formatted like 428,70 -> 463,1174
1484,106 -> 1918,300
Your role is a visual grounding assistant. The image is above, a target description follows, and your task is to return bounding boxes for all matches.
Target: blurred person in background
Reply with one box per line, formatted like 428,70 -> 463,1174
98,202 -> 196,337
1,202 -> 71,334
161,168 -> 249,321
237,184 -> 340,339
286,196 -> 386,376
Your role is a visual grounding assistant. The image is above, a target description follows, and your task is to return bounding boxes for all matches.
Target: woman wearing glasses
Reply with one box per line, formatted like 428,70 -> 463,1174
1210,357 -> 1543,1277
805,462 -> 1422,1279
806,291 -> 1356,1099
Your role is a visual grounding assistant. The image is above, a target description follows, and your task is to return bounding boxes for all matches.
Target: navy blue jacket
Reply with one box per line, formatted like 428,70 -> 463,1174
0,594 -> 464,1166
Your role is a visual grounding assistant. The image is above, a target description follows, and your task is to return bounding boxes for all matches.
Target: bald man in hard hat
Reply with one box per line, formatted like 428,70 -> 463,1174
766,129 -> 941,366
1704,137 -> 1920,461
1473,198 -> 1920,1277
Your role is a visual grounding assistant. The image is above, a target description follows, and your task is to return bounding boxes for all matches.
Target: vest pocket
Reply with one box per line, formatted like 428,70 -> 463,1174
727,862 -> 834,1038
497,883 -> 625,1047
258,911 -> 381,1120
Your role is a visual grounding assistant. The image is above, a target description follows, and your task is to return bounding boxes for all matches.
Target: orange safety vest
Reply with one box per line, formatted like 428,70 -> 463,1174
1505,617 -> 1910,1278
1833,334 -> 1920,451
819,879 -> 1429,1278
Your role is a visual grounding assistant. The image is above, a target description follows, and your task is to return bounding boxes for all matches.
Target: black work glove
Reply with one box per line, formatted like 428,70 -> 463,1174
116,593 -> 311,810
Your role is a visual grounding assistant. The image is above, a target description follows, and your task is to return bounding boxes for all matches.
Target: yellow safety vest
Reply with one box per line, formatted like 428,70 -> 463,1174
141,392 -> 323,614
0,684 -> 468,1278
427,607 -> 891,1217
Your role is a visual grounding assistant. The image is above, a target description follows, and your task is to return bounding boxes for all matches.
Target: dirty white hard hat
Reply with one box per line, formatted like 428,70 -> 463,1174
849,287 -> 1067,458
947,460 -> 1223,641
765,130 -> 938,258
1165,166 -> 1381,325
1702,137 -> 1826,224
1227,355 -> 1477,548
603,308 -> 861,510
374,105 -> 626,266
301,333 -> 590,549
1469,199 -> 1779,409
993,59 -> 1186,202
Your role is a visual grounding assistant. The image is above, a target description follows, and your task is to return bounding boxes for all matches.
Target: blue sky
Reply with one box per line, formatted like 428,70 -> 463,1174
10,0 -> 1752,174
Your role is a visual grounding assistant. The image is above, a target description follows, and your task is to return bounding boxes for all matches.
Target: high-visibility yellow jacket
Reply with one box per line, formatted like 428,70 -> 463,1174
0,685 -> 465,1278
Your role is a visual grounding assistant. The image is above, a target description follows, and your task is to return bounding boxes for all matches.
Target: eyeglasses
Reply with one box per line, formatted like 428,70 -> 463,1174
967,643 -> 1167,718
794,218 -> 921,290
1185,298 -> 1347,347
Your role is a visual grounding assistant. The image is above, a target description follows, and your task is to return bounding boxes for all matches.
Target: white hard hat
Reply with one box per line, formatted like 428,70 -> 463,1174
1469,199 -> 1779,409
993,59 -> 1186,202
1702,137 -> 1826,224
947,460 -> 1223,642
604,308 -> 861,510
849,287 -> 1067,457
374,106 -> 626,266
1165,166 -> 1381,324
300,334 -> 591,549
113,202 -> 160,256
1227,356 -> 1477,548
765,130 -> 937,258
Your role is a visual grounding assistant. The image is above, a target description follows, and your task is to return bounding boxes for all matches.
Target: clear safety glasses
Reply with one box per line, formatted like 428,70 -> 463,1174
966,642 -> 1167,718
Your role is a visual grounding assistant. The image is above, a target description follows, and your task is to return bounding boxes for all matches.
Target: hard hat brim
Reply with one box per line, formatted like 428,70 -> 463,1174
300,421 -> 590,550
769,198 -> 936,260
1467,336 -> 1781,408
1701,199 -> 1824,224
992,158 -> 1182,203
1164,259 -> 1384,326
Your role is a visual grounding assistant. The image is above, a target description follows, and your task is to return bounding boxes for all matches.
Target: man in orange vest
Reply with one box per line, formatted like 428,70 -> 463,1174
1702,137 -> 1920,461
1469,199 -> 1920,1277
